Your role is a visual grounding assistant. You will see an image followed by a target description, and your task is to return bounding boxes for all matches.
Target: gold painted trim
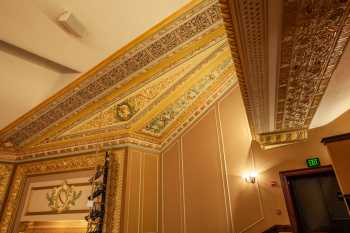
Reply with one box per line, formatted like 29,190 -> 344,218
258,129 -> 308,150
104,150 -> 126,233
218,0 -> 256,138
0,163 -> 15,218
30,182 -> 89,191
25,209 -> 88,216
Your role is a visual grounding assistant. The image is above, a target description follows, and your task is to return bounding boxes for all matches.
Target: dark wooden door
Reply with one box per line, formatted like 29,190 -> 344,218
280,166 -> 350,233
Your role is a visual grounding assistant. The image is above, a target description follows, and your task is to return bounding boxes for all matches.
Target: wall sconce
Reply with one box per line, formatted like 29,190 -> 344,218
243,171 -> 257,184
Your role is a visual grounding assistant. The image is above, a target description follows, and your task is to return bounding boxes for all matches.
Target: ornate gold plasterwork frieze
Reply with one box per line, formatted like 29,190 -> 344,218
218,0 -> 259,139
0,0 -> 223,148
104,150 -> 125,233
15,136 -> 158,162
218,0 -> 350,148
219,0 -> 269,135
57,63 -> 192,136
30,26 -> 227,150
0,163 -> 14,217
258,129 -> 308,149
46,39 -> 227,144
0,0 -> 245,159
276,0 -> 350,130
0,153 -> 120,233
142,56 -> 234,136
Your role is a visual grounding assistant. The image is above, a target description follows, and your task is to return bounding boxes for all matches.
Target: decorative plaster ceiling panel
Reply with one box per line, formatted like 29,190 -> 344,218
63,41 -> 223,135
43,39 -> 228,144
0,0 -> 241,161
219,0 -> 350,148
224,0 -> 269,134
275,0 -> 350,131
29,41 -> 235,151
0,0 -> 223,148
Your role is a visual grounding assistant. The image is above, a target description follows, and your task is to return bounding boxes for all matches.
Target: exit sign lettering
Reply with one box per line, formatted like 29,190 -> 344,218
306,158 -> 321,168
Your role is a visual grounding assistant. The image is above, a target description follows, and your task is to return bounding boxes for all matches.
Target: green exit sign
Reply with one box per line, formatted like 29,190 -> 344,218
306,158 -> 321,168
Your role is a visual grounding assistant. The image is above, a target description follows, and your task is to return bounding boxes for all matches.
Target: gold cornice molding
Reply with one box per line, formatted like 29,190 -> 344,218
0,151 -> 125,233
218,0 -> 258,139
257,129 -> 308,150
220,0 -> 269,134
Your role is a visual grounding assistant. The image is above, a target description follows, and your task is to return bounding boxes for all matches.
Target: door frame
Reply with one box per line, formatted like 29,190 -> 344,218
280,165 -> 335,233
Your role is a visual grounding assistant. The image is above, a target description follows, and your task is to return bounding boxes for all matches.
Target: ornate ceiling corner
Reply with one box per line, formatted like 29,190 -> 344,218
257,128 -> 308,149
0,0 -> 223,149
276,0 -> 350,131
219,0 -> 270,137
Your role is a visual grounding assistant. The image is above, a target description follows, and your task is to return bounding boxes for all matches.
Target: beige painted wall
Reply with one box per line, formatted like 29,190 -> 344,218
160,85 -> 350,233
123,147 -> 160,233
160,86 -> 264,233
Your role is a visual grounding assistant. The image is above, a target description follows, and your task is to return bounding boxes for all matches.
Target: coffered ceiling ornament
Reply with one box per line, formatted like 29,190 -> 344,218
219,0 -> 350,149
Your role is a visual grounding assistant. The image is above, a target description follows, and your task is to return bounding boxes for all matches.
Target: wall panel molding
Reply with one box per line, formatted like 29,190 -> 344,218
215,103 -> 234,232
179,139 -> 187,233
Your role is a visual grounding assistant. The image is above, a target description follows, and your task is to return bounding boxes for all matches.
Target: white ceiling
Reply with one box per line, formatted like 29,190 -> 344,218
0,0 -> 189,130
33,0 -> 190,58
311,42 -> 350,128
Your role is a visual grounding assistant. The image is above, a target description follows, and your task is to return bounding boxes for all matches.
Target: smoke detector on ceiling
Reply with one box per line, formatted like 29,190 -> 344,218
57,11 -> 86,37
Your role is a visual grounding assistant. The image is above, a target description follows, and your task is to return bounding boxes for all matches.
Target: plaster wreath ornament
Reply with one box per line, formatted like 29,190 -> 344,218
115,102 -> 134,121
46,180 -> 82,213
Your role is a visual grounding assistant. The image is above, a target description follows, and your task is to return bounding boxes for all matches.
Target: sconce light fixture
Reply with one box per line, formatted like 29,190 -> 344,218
243,171 -> 257,184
